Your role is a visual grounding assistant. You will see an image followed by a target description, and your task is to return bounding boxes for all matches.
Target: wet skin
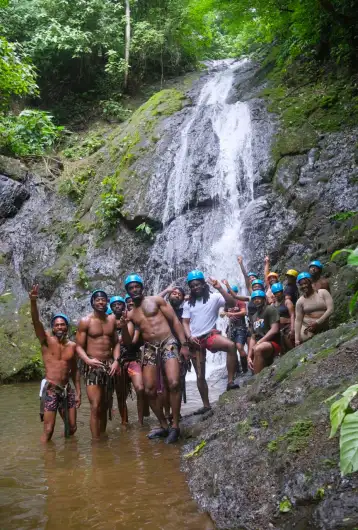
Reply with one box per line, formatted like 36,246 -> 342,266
76,295 -> 120,440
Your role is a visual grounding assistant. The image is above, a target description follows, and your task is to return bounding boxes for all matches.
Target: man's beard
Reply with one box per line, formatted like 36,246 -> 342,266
54,331 -> 66,339
170,298 -> 181,308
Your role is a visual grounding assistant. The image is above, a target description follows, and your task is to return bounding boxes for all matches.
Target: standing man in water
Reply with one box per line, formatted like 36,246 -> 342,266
29,284 -> 81,443
124,274 -> 189,444
182,271 -> 239,416
76,290 -> 120,440
109,295 -> 145,425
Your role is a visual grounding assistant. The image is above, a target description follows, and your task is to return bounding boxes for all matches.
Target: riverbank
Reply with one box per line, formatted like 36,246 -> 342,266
181,322 -> 358,530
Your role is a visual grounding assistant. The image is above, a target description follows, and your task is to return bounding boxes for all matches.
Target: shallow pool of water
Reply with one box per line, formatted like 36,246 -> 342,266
0,380 -> 223,529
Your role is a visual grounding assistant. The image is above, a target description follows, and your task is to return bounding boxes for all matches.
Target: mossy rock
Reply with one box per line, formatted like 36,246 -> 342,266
272,124 -> 318,162
0,302 -> 43,382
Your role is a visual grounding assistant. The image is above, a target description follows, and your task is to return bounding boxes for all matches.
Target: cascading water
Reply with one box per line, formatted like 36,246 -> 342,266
147,60 -> 258,378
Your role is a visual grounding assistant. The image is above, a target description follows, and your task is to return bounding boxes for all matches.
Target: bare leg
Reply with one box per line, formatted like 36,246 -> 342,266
86,385 -> 104,440
115,379 -> 129,425
142,364 -> 168,429
100,395 -> 108,434
68,407 -> 77,436
192,350 -> 210,409
129,371 -> 145,425
41,411 -> 56,443
209,335 -> 238,384
161,383 -> 171,419
253,342 -> 275,374
163,358 -> 181,429
236,341 -> 248,372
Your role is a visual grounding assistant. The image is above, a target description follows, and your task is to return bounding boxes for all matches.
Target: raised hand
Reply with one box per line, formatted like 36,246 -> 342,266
29,284 -> 39,300
222,279 -> 230,288
237,256 -> 243,265
264,255 -> 270,264
119,309 -> 129,327
208,277 -> 221,290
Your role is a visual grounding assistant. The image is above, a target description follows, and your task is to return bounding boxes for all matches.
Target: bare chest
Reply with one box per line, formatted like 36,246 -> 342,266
88,319 -> 114,339
43,341 -> 75,362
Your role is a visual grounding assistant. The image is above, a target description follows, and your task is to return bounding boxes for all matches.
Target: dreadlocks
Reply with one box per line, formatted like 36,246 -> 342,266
188,281 -> 211,307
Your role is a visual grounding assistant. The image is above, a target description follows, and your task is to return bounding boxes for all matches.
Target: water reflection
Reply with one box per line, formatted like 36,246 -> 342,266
0,383 -> 217,530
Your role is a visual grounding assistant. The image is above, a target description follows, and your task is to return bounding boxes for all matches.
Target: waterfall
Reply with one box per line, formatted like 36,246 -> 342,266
147,60 -> 257,378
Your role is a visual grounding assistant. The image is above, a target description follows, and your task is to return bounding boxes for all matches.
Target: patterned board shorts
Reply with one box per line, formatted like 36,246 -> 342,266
142,335 -> 180,367
81,358 -> 112,386
43,383 -> 76,412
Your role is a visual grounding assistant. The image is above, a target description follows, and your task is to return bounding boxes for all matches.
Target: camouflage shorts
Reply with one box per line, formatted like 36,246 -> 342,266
142,336 -> 180,367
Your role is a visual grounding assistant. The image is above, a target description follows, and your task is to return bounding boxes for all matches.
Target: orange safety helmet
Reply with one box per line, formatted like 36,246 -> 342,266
267,272 -> 279,280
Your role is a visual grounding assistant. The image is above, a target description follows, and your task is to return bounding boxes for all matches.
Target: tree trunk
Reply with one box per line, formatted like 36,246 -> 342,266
124,0 -> 130,90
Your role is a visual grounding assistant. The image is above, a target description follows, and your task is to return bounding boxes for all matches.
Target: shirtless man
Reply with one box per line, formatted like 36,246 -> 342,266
109,295 -> 145,425
295,272 -> 334,345
76,290 -> 120,440
29,284 -> 80,443
308,260 -> 330,292
124,274 -> 189,444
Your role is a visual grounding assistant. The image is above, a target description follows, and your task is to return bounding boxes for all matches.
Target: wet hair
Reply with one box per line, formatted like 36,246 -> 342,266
188,281 -> 210,307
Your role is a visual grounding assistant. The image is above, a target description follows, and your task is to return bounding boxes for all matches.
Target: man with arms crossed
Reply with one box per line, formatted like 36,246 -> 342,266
29,284 -> 80,443
124,274 -> 189,444
76,289 -> 120,440
182,271 -> 239,416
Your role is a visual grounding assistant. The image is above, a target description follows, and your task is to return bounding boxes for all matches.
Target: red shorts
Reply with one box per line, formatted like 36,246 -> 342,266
199,329 -> 221,352
270,341 -> 281,356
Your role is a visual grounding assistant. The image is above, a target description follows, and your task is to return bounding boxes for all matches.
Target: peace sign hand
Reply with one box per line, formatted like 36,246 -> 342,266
29,284 -> 39,300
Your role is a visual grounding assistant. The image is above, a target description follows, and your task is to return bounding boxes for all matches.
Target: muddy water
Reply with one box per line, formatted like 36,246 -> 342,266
0,381 -> 223,530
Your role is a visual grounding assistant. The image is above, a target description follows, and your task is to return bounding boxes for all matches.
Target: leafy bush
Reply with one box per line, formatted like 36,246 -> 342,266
0,110 -> 63,156
58,167 -> 95,202
136,222 -> 154,240
328,384 -> 358,475
100,99 -> 132,122
332,245 -> 358,315
96,175 -> 124,236
62,133 -> 104,160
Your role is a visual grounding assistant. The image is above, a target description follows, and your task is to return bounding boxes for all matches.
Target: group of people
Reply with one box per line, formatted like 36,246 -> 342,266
30,254 -> 334,444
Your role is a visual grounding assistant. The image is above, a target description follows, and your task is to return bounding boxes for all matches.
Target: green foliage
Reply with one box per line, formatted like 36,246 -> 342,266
184,440 -> 206,458
0,110 -> 63,156
77,267 -> 90,290
62,133 -> 104,160
0,36 -> 38,109
279,496 -> 292,513
95,174 -> 124,236
136,222 -> 154,240
331,245 -> 358,315
100,99 -> 132,122
58,166 -> 95,202
328,385 -> 358,475
267,420 -> 314,453
330,211 -> 358,222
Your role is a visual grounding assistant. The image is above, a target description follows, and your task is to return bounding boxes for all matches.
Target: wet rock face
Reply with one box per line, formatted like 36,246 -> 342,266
182,323 -> 358,530
0,174 -> 29,221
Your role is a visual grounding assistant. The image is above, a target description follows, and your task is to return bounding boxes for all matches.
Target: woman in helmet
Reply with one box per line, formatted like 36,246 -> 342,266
295,272 -> 334,346
308,260 -> 330,292
271,282 -> 295,353
284,269 -> 299,305
264,255 -> 280,305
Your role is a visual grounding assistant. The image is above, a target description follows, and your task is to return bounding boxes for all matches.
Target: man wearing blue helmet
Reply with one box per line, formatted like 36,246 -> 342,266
308,260 -> 330,292
237,255 -> 258,294
76,289 -> 120,440
29,284 -> 80,442
248,290 -> 281,374
221,280 -> 248,373
182,271 -> 239,410
295,272 -> 334,346
271,282 -> 295,353
124,274 -> 189,444
110,295 -> 145,425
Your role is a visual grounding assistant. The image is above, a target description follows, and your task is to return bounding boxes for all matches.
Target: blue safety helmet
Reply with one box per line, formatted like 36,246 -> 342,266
252,279 -> 264,288
125,294 -> 131,301
109,295 -> 126,307
106,307 -> 113,315
248,272 -> 258,279
230,285 -> 239,293
271,282 -> 284,294
187,270 -> 205,283
251,290 -> 266,299
297,272 -> 312,284
124,274 -> 144,289
309,260 -> 323,269
51,313 -> 70,328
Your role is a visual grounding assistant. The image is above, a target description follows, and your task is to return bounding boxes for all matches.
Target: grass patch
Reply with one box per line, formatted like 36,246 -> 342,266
267,420 -> 314,453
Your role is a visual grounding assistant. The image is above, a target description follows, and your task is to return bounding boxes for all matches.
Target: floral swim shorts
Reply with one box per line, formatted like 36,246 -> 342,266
42,382 -> 76,413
